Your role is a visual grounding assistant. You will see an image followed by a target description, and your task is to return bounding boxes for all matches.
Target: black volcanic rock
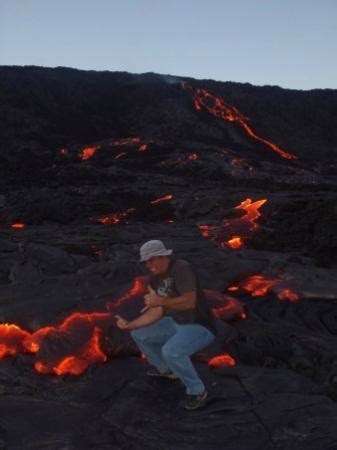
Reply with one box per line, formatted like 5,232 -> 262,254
1,66 -> 337,449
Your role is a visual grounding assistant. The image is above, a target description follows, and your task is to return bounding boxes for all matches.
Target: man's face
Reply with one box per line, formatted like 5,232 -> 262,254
144,256 -> 170,275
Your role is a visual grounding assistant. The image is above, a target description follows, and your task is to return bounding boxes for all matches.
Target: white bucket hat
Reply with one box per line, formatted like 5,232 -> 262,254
139,240 -> 173,262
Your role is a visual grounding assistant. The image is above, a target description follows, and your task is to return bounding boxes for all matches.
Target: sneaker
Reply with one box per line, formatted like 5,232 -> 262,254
182,391 -> 208,410
146,368 -> 178,380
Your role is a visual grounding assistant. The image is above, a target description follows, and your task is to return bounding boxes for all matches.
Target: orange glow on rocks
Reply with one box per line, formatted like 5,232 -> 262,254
138,144 -> 148,152
52,327 -> 107,376
182,83 -> 297,160
79,146 -> 99,160
0,324 -> 32,359
150,194 -> 173,205
228,275 -> 300,301
228,286 -> 239,292
198,198 -> 267,248
115,152 -> 127,159
0,277 -> 157,376
97,208 -> 136,225
31,312 -> 112,375
95,195 -> 173,226
239,275 -> 280,297
277,289 -> 300,302
107,276 -> 149,310
112,137 -> 141,146
227,236 -> 244,249
188,153 -> 198,160
11,223 -> 25,229
208,353 -> 236,368
234,198 -> 267,231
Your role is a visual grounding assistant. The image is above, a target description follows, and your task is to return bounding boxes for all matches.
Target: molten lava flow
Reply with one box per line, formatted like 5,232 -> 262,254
11,223 -> 25,229
228,275 -> 300,301
227,236 -> 244,249
138,144 -> 148,152
238,275 -> 281,296
228,286 -> 239,292
95,194 -> 173,226
31,312 -> 113,376
51,327 -> 107,376
23,326 -> 56,353
106,276 -> 149,310
112,137 -> 141,146
234,198 -> 267,231
150,194 -> 173,205
277,289 -> 300,302
198,197 -> 267,248
188,153 -> 198,160
0,277 -> 154,376
204,289 -> 245,321
0,324 -> 32,359
208,353 -> 236,368
182,82 -> 297,160
115,152 -> 127,159
79,146 -> 99,160
97,208 -> 136,225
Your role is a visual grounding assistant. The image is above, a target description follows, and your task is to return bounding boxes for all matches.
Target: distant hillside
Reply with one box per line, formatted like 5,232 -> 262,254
1,66 -> 336,164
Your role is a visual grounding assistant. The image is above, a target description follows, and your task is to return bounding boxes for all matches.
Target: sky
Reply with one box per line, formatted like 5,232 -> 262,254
1,0 -> 336,90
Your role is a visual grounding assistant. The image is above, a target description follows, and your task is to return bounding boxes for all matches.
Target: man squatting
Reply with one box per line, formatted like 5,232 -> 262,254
116,240 -> 216,410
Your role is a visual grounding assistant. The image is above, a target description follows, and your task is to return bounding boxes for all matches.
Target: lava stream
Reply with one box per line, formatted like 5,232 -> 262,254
199,198 -> 267,249
228,274 -> 300,302
208,353 -> 236,368
182,83 -> 297,160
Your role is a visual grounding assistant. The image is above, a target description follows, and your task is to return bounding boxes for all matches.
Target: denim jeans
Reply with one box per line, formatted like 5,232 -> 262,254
131,316 -> 215,395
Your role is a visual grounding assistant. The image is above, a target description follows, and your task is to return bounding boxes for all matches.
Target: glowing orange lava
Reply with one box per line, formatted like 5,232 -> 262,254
228,275 -> 300,301
150,195 -> 173,205
138,144 -> 148,152
182,83 -> 297,160
79,146 -> 99,160
188,153 -> 198,160
0,277 -> 155,376
238,275 -> 280,296
11,223 -> 25,229
227,236 -> 244,249
208,353 -> 236,368
106,276 -> 149,310
233,198 -> 267,231
115,152 -> 127,159
97,208 -> 136,225
112,137 -> 141,146
0,324 -> 32,358
198,197 -> 267,248
277,289 -> 300,302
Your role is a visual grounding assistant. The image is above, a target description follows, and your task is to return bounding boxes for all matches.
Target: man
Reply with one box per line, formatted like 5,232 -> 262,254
115,239 -> 216,410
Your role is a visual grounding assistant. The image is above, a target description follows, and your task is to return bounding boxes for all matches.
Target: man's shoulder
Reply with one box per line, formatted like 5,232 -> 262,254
171,259 -> 192,270
170,259 -> 196,276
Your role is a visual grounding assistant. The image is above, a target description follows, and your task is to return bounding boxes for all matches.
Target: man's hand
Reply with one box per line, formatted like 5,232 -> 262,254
144,286 -> 164,308
115,315 -> 129,330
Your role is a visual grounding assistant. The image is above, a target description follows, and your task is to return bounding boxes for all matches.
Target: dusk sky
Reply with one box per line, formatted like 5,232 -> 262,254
1,0 -> 336,90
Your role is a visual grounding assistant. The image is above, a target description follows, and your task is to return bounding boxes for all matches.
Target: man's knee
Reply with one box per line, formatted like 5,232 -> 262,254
130,328 -> 148,342
162,342 -> 183,361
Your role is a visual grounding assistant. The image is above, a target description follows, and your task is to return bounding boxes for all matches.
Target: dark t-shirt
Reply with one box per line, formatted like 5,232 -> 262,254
149,259 -> 216,335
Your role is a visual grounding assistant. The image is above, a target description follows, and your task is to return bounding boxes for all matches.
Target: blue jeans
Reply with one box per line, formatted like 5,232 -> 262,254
131,316 -> 215,395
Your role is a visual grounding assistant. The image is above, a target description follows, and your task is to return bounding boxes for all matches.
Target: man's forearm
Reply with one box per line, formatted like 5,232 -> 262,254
127,306 -> 164,330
